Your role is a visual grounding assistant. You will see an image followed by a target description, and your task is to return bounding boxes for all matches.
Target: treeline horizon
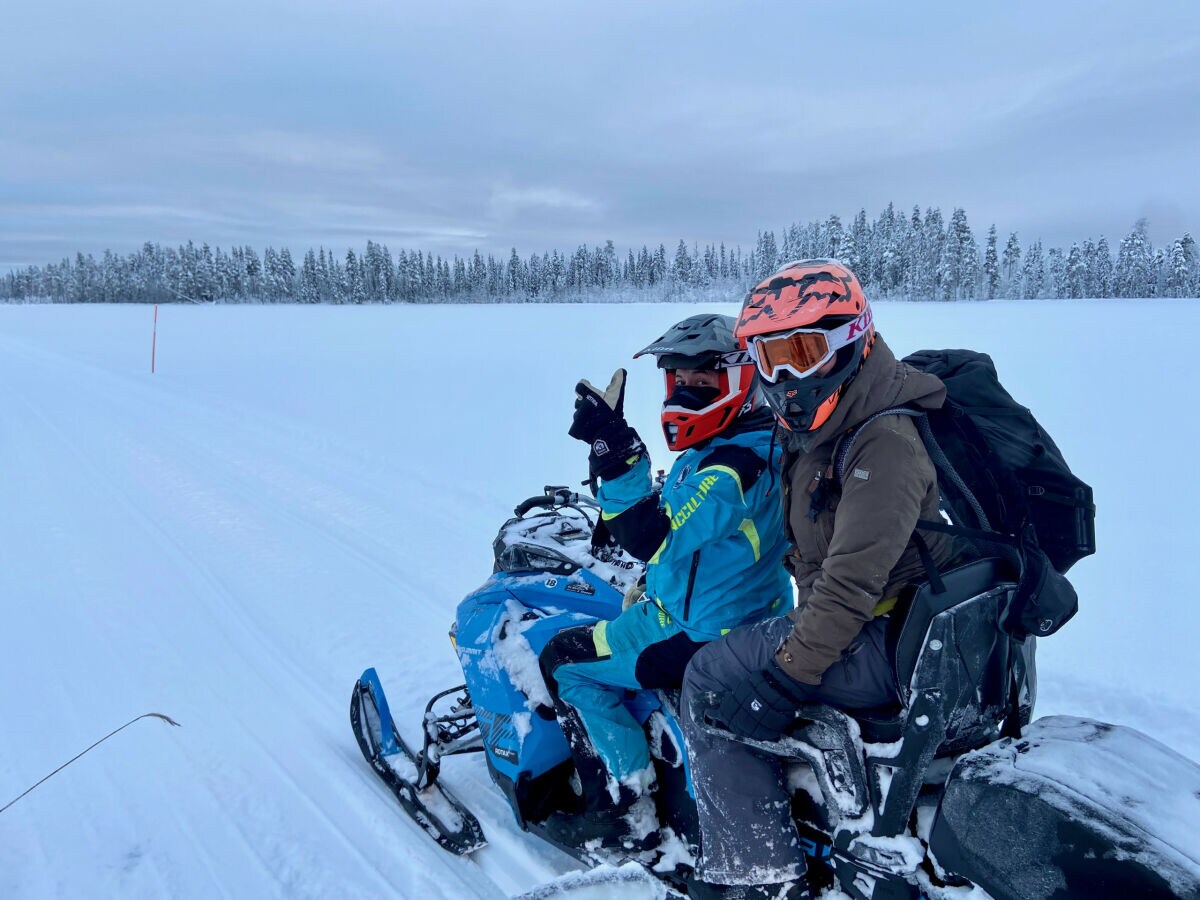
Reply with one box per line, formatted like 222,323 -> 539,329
2,205 -> 1197,304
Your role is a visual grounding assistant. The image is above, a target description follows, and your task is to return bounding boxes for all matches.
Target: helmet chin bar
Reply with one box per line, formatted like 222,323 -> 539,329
763,377 -> 838,433
761,342 -> 862,433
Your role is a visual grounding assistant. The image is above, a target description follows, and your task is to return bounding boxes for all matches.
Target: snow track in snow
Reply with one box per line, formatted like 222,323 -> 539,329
0,315 -> 536,897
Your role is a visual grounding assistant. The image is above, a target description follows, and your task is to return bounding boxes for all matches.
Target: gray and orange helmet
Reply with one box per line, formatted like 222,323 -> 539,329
634,313 -> 756,450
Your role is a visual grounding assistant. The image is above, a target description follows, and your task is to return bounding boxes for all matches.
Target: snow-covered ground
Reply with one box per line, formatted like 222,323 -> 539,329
0,299 -> 1197,898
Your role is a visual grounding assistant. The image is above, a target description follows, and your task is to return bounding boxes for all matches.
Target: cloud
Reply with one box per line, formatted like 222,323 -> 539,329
0,202 -> 250,224
489,185 -> 602,220
3,2 -> 1199,268
219,131 -> 387,173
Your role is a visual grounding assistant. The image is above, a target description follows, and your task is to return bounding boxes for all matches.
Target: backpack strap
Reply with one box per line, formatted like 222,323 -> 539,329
910,519 -> 1018,548
832,406 -> 921,484
832,405 -> 1015,593
911,531 -> 946,595
909,413 -> 992,532
834,405 -> 996,536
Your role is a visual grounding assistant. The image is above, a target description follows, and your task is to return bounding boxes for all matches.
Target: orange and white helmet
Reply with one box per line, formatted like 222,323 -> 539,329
735,259 -> 875,433
634,313 -> 757,451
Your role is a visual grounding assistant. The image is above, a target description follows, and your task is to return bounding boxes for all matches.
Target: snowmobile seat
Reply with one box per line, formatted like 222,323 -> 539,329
845,705 -> 905,745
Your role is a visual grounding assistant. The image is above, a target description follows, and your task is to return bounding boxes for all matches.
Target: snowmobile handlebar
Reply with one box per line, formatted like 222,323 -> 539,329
513,486 -> 599,519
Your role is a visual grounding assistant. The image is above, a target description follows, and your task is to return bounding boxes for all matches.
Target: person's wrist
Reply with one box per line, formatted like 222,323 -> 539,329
763,659 -> 807,704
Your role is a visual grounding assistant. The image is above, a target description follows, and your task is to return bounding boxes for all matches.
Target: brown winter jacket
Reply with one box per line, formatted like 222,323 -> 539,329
775,335 -> 966,685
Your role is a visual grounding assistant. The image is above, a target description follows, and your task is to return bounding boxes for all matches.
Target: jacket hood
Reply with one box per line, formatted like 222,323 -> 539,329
786,334 -> 946,453
724,405 -> 775,437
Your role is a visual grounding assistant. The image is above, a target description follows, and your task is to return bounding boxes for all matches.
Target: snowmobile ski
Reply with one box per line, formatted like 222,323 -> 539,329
350,667 -> 486,855
512,861 -> 684,899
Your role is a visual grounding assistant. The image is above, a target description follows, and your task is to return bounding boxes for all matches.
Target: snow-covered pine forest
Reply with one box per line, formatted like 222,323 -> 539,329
3,206 -> 1197,304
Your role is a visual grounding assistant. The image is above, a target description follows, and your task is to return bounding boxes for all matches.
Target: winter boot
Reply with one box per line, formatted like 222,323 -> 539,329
539,783 -> 660,852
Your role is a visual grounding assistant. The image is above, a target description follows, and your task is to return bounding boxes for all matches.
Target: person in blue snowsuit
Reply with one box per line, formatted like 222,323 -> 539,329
538,313 -> 791,849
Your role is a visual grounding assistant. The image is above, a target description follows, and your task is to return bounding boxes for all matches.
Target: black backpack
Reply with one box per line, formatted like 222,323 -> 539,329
835,349 -> 1096,640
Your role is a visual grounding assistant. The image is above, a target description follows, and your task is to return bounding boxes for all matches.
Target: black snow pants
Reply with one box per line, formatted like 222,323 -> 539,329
680,614 -> 896,885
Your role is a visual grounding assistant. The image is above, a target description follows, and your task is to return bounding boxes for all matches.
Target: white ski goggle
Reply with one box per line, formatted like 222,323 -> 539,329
745,307 -> 872,383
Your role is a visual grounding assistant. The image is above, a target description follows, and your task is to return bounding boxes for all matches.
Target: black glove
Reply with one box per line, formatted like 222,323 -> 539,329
718,661 -> 808,743
569,369 -> 645,481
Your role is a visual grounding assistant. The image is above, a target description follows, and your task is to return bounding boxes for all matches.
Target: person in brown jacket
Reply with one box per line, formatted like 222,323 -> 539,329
679,260 -> 969,900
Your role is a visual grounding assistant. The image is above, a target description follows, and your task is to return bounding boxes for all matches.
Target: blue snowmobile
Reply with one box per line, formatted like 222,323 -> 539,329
352,487 -> 1200,899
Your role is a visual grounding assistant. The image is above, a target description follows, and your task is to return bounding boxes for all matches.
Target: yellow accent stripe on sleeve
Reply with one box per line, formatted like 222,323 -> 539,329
738,518 -> 761,561
593,620 -> 612,658
697,464 -> 745,503
647,538 -> 667,565
601,508 -> 620,521
873,596 -> 898,617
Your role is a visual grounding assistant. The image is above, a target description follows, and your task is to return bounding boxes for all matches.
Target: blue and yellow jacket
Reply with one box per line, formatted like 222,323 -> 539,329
597,415 -> 791,641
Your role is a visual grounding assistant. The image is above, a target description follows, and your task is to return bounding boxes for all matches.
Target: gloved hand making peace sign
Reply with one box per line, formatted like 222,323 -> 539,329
569,369 -> 646,482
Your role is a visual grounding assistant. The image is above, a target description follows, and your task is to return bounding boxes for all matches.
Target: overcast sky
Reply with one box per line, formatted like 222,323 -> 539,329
3,1 -> 1198,270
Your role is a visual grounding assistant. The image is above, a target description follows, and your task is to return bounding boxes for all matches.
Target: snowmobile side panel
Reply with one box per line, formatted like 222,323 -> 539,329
930,715 -> 1200,900
489,567 -> 626,620
454,569 -> 625,794
351,669 -> 486,855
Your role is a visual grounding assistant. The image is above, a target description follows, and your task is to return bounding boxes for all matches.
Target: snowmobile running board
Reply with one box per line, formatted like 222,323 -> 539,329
350,667 -> 486,855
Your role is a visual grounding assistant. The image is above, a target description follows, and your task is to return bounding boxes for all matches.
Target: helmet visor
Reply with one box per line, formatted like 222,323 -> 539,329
746,307 -> 873,383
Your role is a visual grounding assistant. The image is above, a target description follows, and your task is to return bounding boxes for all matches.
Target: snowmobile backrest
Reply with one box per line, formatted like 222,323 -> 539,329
847,557 -> 1018,747
868,556 -> 1024,767
848,563 -> 1023,839
892,556 -> 1017,695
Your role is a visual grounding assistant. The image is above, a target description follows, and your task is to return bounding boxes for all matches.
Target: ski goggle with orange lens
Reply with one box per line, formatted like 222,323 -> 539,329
745,307 -> 873,383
